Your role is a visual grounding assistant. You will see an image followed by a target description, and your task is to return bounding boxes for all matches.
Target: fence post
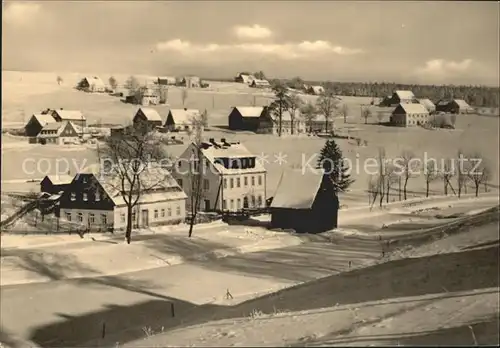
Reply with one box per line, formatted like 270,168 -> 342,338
101,322 -> 106,338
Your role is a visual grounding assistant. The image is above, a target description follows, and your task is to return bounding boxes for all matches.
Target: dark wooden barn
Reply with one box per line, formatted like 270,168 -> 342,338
40,175 -> 74,194
24,113 -> 57,137
228,106 -> 273,133
270,170 -> 339,233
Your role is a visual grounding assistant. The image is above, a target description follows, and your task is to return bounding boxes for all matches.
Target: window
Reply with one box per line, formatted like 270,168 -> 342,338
65,212 -> 72,221
203,179 -> 209,190
132,212 -> 136,222
257,196 -> 263,207
167,207 -> 172,217
176,205 -> 181,216
83,193 -> 88,201
95,190 -> 100,201
177,178 -> 183,188
223,178 -> 227,189
251,176 -> 255,186
89,213 -> 95,224
222,200 -> 227,210
251,195 -> 256,207
77,212 -> 83,223
161,208 -> 165,217
230,199 -> 234,210
82,177 -> 88,184
230,178 -> 234,188
244,176 -> 248,186
154,209 -> 159,219
121,213 -> 126,223
237,198 -> 241,209
236,177 -> 241,187
258,175 -> 262,186
71,192 -> 76,201
101,214 -> 107,225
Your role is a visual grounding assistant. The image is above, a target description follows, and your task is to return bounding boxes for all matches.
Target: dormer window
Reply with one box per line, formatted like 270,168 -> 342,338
95,190 -> 101,201
83,193 -> 88,201
83,177 -> 88,184
71,192 -> 76,201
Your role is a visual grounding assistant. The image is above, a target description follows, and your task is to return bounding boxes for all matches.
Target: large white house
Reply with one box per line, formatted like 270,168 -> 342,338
271,110 -> 306,135
391,103 -> 430,127
172,139 -> 267,212
58,166 -> 187,231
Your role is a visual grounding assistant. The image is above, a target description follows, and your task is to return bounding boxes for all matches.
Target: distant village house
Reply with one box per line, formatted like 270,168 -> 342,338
250,79 -> 271,88
380,90 -> 418,107
24,113 -> 58,137
307,85 -> 325,95
390,103 -> 430,127
435,99 -> 473,114
133,107 -> 164,133
228,106 -> 273,133
76,76 -> 107,93
234,73 -> 256,85
270,110 -> 306,135
179,76 -> 201,88
37,121 -> 80,144
157,76 -> 177,86
165,108 -> 202,132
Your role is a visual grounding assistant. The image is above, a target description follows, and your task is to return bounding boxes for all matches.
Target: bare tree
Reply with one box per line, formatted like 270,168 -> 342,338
423,160 -> 439,197
97,126 -> 168,244
368,175 -> 379,209
288,93 -> 303,135
181,88 -> 189,107
377,148 -> 387,207
200,109 -> 209,129
301,101 -> 317,133
339,104 -> 349,124
456,150 -> 468,198
400,150 -> 419,200
56,76 -> 63,85
441,158 -> 457,196
316,89 -> 338,133
124,76 -> 140,94
362,107 -> 372,124
109,76 -> 118,91
385,162 -> 399,203
269,82 -> 291,137
467,152 -> 490,197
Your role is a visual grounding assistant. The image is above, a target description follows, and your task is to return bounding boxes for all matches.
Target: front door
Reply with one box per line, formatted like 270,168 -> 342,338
204,199 -> 210,211
141,210 -> 149,227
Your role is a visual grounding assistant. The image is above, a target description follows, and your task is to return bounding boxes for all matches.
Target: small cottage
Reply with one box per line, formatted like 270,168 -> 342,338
270,169 -> 339,233
77,76 -> 106,93
165,108 -> 202,132
250,79 -> 271,88
228,106 -> 273,133
51,109 -> 86,128
40,175 -> 74,194
37,121 -> 80,144
133,108 -> 164,132
24,113 -> 58,137
390,103 -> 430,127
157,76 -> 177,85
308,85 -> 325,95
436,99 -> 473,114
235,73 -> 256,84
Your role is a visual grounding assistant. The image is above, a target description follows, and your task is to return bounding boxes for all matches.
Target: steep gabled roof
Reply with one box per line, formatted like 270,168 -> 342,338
29,113 -> 57,126
453,99 -> 472,110
137,107 -> 162,122
419,98 -> 436,110
169,109 -> 201,124
271,110 -> 302,122
271,169 -> 324,209
53,109 -> 85,121
43,174 -> 74,185
84,76 -> 106,88
394,103 -> 429,115
394,90 -> 415,100
233,106 -> 265,118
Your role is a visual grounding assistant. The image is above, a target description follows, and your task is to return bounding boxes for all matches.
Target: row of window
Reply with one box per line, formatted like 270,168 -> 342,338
65,211 -> 107,225
222,195 -> 263,210
223,175 -> 263,189
120,205 -> 182,223
71,191 -> 101,202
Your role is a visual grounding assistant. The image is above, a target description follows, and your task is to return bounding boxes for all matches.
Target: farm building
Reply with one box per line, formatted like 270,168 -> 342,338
390,103 -> 430,127
270,111 -> 306,135
40,175 -> 74,194
110,126 -> 126,138
270,169 -> 339,233
250,79 -> 271,88
50,109 -> 86,128
133,108 -> 164,133
419,98 -> 436,113
179,76 -> 201,88
391,90 -> 417,105
77,76 -> 106,93
435,99 -> 473,114
307,115 -> 335,133
165,108 -> 202,132
58,167 -> 187,231
139,86 -> 160,106
235,73 -> 256,84
307,85 -> 325,95
37,121 -> 80,144
172,139 -> 267,212
24,113 -> 58,137
228,106 -> 273,133
157,76 -> 176,85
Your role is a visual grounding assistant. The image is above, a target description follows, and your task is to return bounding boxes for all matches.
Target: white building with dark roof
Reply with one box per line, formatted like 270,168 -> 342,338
172,139 -> 267,212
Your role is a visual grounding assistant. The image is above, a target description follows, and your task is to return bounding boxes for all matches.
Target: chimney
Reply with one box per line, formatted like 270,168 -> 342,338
221,138 -> 226,143
209,138 -> 215,143
184,107 -> 187,111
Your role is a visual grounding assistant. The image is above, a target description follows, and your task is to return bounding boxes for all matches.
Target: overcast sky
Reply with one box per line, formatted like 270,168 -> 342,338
2,1 -> 499,86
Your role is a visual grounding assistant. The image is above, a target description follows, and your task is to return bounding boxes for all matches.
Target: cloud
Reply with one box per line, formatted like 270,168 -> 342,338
416,58 -> 473,76
155,39 -> 364,60
3,2 -> 41,26
233,24 -> 272,39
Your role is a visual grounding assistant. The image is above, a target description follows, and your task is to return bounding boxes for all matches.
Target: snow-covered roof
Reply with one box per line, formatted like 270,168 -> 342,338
233,106 -> 265,118
137,107 -> 162,122
252,79 -> 270,86
394,90 -> 415,100
43,174 -> 74,185
453,99 -> 472,110
38,121 -> 78,137
53,109 -> 85,121
271,169 -> 324,209
419,98 -> 436,110
238,74 -> 256,84
195,141 -> 266,175
310,86 -> 325,94
157,76 -> 176,83
84,76 -> 106,88
30,113 -> 57,126
271,110 -> 302,122
394,103 -> 429,115
169,109 -> 201,125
